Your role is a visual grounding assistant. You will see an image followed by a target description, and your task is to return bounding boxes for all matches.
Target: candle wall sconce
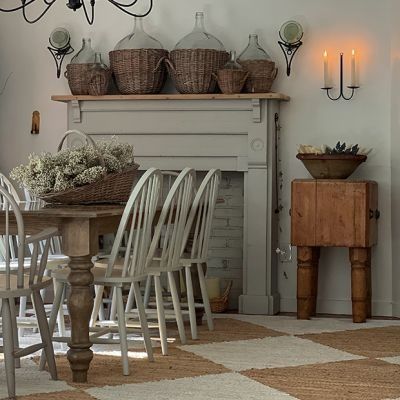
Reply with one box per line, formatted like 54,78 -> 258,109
278,20 -> 304,76
322,51 -> 359,101
48,27 -> 74,78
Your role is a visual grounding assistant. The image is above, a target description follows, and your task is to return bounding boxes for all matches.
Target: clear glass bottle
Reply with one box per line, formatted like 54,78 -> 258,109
238,34 -> 271,61
223,50 -> 242,70
87,52 -> 110,96
174,11 -> 225,50
71,38 -> 96,64
114,16 -> 163,50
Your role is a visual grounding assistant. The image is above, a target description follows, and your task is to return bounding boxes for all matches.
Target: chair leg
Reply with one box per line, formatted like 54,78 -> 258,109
109,287 -> 117,321
185,266 -> 198,340
143,275 -> 152,307
125,283 -> 136,313
115,287 -> 130,376
18,296 -> 27,337
54,279 -> 66,339
197,263 -> 214,331
168,271 -> 187,345
133,281 -> 154,362
154,275 -> 168,355
32,290 -> 58,380
91,285 -> 105,327
2,298 -> 16,399
9,298 -> 21,369
39,281 -> 65,370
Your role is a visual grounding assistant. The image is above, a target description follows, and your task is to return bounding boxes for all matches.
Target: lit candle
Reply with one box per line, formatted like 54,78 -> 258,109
351,49 -> 356,86
323,50 -> 329,88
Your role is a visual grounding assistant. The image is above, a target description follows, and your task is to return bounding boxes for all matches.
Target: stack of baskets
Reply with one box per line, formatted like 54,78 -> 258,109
109,49 -> 169,94
166,49 -> 229,94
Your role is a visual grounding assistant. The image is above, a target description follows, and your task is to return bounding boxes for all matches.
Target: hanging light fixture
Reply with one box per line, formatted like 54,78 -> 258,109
0,0 -> 153,25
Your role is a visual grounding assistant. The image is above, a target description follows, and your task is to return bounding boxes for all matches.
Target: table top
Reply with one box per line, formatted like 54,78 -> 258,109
0,201 -> 125,218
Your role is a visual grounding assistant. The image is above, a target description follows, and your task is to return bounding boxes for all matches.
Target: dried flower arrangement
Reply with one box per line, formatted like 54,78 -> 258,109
297,142 -> 372,156
11,137 -> 136,196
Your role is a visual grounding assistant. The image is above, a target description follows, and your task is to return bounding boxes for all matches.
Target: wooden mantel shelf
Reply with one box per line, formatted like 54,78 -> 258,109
51,92 -> 290,102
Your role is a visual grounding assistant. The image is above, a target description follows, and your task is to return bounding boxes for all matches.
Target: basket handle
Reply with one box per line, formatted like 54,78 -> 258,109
221,280 -> 233,301
58,129 -> 106,169
153,56 -> 167,73
211,72 -> 219,83
164,58 -> 176,73
271,68 -> 278,80
241,71 -> 250,86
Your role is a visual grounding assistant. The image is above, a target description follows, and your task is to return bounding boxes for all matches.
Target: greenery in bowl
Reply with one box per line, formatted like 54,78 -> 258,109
11,138 -> 135,196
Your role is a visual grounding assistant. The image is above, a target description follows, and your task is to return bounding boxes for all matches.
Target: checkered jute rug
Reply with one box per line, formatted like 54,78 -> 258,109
2,315 -> 400,400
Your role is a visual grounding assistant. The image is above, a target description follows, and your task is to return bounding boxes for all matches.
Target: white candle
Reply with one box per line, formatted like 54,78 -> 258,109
351,49 -> 356,86
323,50 -> 329,87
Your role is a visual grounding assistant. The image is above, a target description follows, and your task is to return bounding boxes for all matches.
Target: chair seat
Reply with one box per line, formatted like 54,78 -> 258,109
52,267 -> 146,285
0,254 -> 69,272
0,274 -> 52,298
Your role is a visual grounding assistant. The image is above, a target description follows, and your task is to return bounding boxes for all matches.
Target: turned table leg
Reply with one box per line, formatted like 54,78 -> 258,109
67,255 -> 94,383
349,248 -> 369,323
297,246 -> 320,319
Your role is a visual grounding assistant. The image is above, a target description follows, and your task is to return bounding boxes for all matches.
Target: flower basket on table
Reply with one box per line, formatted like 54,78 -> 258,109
11,130 -> 139,205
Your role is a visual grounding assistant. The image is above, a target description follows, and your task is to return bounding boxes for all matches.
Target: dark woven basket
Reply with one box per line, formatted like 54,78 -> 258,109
87,68 -> 112,96
213,69 -> 249,94
239,60 -> 278,93
65,63 -> 94,95
167,49 -> 229,94
109,49 -> 168,94
38,130 -> 139,205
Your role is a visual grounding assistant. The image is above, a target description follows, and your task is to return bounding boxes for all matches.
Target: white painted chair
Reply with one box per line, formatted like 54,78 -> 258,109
44,168 -> 163,376
179,169 -> 221,339
0,172 -> 68,338
0,186 -> 58,400
124,168 -> 196,355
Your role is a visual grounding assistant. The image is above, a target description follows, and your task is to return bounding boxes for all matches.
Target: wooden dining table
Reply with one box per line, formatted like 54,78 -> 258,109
0,201 -> 126,383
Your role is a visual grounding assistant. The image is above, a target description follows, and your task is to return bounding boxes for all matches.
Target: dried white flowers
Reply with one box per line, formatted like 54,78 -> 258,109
11,137 -> 135,196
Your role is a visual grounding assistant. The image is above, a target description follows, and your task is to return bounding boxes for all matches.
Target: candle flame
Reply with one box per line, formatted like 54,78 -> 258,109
352,49 -> 355,56
324,50 -> 327,57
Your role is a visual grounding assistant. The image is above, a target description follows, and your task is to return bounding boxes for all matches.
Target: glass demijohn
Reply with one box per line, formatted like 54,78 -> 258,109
223,50 -> 242,70
71,38 -> 96,64
174,11 -> 224,50
114,17 -> 163,50
89,53 -> 108,75
238,34 -> 271,61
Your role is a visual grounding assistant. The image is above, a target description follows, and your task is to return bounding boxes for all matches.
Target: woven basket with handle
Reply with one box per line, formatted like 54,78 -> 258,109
239,59 -> 278,93
210,280 -> 233,313
109,49 -> 168,94
38,130 -> 139,205
65,63 -> 94,95
166,49 -> 229,94
213,69 -> 249,94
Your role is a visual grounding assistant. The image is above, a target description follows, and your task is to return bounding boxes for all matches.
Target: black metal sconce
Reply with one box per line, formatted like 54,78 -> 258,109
321,52 -> 359,101
278,20 -> 303,76
48,28 -> 74,78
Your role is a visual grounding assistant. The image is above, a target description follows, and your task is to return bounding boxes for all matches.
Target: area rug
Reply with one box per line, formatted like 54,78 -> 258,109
1,316 -> 400,400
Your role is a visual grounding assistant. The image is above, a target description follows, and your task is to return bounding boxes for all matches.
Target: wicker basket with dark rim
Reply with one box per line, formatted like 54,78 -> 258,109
109,49 -> 168,94
38,130 -> 139,205
210,280 -> 232,313
65,63 -> 94,95
213,69 -> 249,94
239,59 -> 278,93
166,49 -> 229,94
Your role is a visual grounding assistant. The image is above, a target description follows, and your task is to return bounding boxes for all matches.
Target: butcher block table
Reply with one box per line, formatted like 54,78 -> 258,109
0,201 -> 125,383
291,180 -> 379,323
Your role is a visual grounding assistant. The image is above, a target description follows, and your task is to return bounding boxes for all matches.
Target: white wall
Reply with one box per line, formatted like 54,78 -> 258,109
0,0 -> 397,316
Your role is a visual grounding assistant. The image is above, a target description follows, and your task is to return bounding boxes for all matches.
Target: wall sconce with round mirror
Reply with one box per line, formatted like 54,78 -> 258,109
48,27 -> 74,78
278,20 -> 304,76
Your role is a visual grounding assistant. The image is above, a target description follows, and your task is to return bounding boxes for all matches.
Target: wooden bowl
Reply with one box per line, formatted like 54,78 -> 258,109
296,154 -> 367,179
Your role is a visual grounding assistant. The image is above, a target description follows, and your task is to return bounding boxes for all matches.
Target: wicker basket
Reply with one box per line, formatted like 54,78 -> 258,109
87,68 -> 112,96
109,49 -> 168,94
239,59 -> 278,93
213,69 -> 249,94
65,63 -> 94,95
166,49 -> 229,94
38,130 -> 139,205
210,281 -> 232,313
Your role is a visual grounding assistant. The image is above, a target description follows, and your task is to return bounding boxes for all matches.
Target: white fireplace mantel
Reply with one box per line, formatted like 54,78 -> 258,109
53,92 -> 290,315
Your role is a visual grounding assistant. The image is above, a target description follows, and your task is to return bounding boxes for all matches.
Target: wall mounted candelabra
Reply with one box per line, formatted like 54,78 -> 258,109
322,50 -> 359,101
